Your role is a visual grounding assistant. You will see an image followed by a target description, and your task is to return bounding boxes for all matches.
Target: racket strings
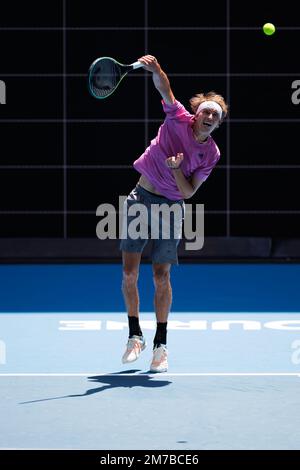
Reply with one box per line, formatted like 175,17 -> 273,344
90,60 -> 122,98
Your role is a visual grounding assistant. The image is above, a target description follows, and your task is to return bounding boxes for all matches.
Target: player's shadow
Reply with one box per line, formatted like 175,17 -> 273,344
19,369 -> 171,404
69,369 -> 171,398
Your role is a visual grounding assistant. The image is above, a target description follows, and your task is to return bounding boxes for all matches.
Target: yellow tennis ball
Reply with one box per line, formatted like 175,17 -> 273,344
263,23 -> 276,35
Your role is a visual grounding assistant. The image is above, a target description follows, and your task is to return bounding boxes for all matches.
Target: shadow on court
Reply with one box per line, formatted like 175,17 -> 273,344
19,370 -> 172,405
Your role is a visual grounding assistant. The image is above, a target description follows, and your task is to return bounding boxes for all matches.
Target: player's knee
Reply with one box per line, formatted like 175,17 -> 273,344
153,269 -> 170,287
122,268 -> 139,288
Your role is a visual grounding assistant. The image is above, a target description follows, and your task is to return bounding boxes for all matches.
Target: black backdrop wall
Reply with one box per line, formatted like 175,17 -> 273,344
0,0 -> 299,261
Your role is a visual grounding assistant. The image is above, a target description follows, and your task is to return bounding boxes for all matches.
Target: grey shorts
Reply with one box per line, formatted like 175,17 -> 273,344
119,184 -> 185,264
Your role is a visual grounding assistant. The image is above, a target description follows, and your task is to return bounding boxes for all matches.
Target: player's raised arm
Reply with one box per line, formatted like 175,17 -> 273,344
138,55 -> 175,105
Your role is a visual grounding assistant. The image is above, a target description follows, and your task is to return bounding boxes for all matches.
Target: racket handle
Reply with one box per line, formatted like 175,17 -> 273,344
131,61 -> 143,69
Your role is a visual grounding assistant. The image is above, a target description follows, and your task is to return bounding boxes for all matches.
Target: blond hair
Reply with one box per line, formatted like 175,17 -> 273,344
189,91 -> 228,122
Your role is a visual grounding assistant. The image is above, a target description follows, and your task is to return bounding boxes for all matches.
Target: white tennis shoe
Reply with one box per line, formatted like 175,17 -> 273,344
150,345 -> 168,372
122,335 -> 146,364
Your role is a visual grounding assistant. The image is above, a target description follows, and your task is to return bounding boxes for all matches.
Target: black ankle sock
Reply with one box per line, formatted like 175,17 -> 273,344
128,316 -> 143,338
153,322 -> 167,349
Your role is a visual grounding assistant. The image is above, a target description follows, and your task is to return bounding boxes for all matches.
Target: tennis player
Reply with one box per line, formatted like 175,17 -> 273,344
120,55 -> 228,372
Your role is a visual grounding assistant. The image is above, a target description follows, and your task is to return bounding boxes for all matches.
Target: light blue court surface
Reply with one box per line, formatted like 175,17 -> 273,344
0,264 -> 300,449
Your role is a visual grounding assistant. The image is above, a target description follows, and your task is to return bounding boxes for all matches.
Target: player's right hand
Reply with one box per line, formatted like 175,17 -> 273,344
138,55 -> 160,72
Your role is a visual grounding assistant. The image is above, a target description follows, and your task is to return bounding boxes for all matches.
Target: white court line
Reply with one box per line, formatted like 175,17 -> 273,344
0,373 -> 300,377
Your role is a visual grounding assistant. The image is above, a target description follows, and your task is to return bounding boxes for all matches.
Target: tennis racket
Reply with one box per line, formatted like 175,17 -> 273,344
88,56 -> 143,99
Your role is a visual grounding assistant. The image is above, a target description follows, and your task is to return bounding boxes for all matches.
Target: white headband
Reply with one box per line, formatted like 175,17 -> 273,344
196,101 -> 223,120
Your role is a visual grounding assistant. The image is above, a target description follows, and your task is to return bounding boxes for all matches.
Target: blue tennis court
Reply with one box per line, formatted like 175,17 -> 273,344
1,264 -> 300,450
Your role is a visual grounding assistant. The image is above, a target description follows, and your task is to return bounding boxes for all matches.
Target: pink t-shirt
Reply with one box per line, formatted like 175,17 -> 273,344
133,99 -> 221,200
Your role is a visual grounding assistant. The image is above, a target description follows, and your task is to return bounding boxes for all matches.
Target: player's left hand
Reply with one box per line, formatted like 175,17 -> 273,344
165,153 -> 184,169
